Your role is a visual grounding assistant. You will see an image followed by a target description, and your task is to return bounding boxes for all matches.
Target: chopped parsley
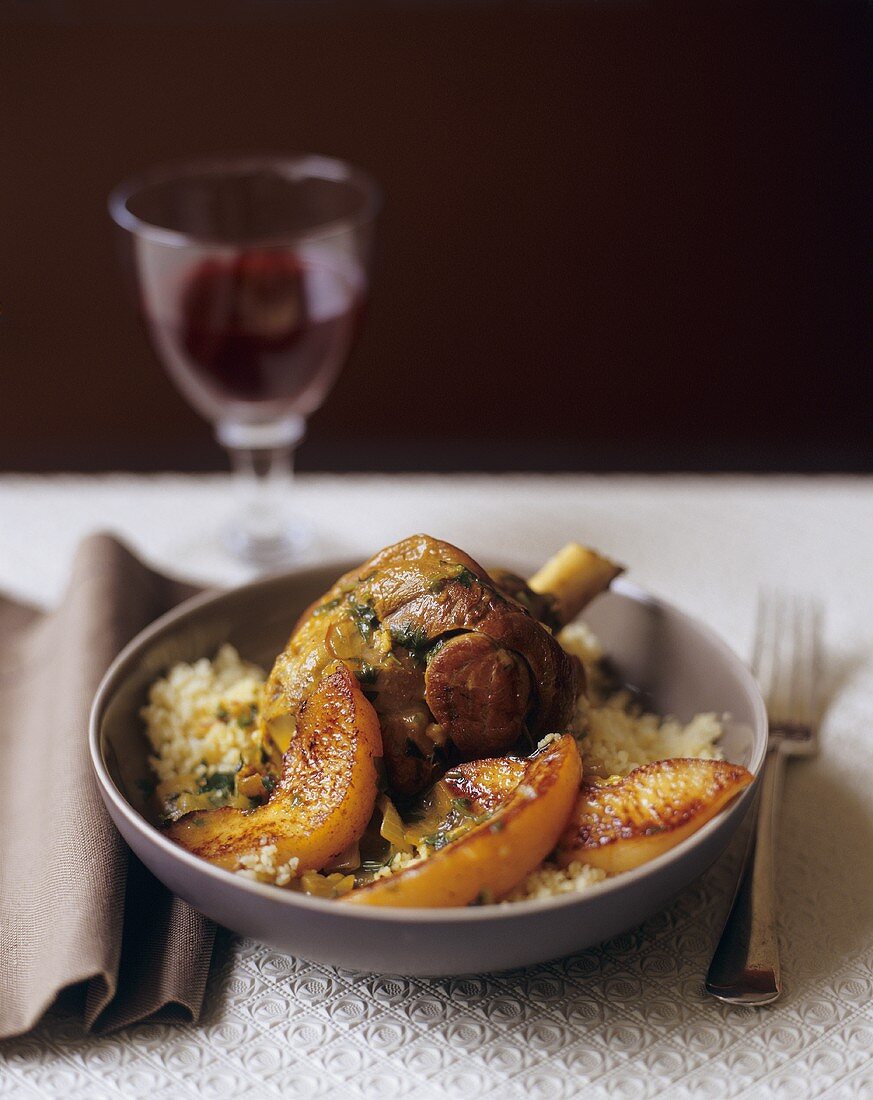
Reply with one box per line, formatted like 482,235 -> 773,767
428,566 -> 477,595
312,596 -> 343,616
348,599 -> 380,640
200,771 -> 236,794
419,830 -> 454,851
354,661 -> 378,685
390,623 -> 430,661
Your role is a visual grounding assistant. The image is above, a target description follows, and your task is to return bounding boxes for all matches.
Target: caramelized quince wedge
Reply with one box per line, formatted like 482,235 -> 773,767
344,734 -> 582,907
555,758 -> 753,874
390,755 -> 529,856
166,664 -> 383,876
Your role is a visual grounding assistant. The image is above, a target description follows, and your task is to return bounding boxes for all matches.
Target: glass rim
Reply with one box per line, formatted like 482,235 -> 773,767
108,153 -> 382,248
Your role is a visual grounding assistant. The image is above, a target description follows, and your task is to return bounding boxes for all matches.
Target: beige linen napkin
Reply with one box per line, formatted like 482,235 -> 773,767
0,533 -> 216,1039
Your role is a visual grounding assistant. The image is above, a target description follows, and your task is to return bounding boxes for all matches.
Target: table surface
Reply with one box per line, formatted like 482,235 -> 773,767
2,474 -> 872,1100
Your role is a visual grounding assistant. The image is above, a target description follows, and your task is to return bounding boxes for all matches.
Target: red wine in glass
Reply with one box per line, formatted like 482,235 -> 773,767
143,249 -> 363,424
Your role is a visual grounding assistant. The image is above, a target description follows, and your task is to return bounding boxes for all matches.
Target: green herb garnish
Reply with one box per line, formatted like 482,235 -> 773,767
428,566 -> 477,595
349,599 -> 380,640
390,623 -> 430,660
312,596 -> 343,616
201,771 -> 236,794
419,831 -> 453,851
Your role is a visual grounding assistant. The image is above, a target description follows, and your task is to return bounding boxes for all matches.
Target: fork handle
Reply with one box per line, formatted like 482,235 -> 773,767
705,745 -> 786,1005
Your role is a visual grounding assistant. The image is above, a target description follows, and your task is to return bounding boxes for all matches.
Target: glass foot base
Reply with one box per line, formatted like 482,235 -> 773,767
221,519 -> 312,568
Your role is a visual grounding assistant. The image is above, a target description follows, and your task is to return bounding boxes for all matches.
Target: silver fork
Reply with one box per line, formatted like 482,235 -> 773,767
705,591 -> 823,1005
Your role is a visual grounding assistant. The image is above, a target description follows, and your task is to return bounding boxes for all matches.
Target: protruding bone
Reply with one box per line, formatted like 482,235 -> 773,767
528,543 -> 624,627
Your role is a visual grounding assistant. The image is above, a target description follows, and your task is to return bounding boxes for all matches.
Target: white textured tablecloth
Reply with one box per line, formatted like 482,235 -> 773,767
1,474 -> 872,1100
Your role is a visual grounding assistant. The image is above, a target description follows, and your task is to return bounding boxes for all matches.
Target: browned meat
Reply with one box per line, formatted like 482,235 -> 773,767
487,569 -> 562,630
262,534 -> 582,798
424,632 -> 533,758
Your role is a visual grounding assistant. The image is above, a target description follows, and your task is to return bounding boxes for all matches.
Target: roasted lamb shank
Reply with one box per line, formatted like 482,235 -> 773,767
262,534 -> 621,798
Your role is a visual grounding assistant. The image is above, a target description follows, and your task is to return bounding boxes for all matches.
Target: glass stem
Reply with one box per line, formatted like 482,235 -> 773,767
217,417 -> 309,565
230,442 -> 294,543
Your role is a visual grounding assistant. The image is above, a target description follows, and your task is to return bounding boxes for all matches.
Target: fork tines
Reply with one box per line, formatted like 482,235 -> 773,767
752,591 -> 823,752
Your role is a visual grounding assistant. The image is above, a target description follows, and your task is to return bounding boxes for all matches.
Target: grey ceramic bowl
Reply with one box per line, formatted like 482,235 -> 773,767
90,563 -> 767,976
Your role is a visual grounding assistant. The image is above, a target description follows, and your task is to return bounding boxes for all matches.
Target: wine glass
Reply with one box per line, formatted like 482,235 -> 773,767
109,155 -> 380,566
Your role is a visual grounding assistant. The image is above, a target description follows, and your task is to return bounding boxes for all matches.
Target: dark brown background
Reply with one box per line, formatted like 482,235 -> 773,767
2,1 -> 871,473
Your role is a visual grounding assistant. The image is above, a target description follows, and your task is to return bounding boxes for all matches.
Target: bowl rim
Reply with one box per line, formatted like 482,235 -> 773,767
89,564 -> 768,924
